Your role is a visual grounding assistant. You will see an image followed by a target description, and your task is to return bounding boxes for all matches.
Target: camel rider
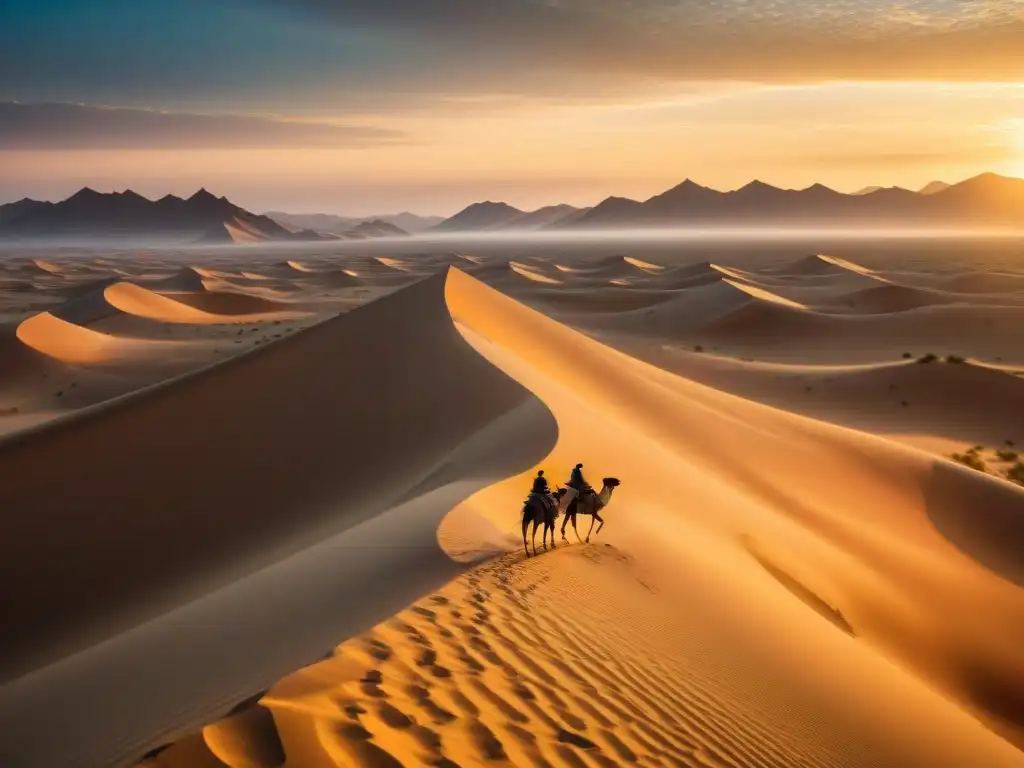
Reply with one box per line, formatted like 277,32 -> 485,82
568,463 -> 593,497
531,469 -> 551,496
532,466 -> 557,514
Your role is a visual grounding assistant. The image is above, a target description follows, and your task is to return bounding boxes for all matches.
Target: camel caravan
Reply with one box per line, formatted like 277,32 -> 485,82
521,462 -> 621,556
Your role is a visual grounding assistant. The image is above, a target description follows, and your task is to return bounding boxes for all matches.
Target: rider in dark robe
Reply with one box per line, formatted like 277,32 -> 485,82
529,470 -> 555,514
568,463 -> 592,495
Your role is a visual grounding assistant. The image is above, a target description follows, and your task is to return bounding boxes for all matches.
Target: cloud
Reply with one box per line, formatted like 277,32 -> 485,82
3,1 -> 1023,114
269,0 -> 1024,85
0,102 -> 405,149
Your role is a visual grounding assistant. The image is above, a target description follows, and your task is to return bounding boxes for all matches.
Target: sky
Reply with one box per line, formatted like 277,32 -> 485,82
2,0 -> 1024,216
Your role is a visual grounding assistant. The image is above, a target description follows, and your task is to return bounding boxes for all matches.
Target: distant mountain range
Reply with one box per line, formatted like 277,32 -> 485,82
0,189 -> 413,244
852,181 -> 950,196
432,202 -> 587,232
4,174 -> 1021,241
265,210 -> 441,235
435,173 -> 1021,232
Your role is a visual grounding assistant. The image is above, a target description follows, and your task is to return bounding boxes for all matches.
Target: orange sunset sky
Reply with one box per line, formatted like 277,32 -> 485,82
2,1 -> 1023,215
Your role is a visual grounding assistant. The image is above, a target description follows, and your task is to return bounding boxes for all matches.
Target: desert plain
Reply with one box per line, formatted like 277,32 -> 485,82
0,238 -> 1022,768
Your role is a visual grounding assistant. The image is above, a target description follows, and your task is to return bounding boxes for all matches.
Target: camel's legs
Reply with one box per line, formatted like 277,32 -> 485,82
522,514 -> 531,556
561,502 -> 572,538
585,513 -> 597,543
531,519 -> 541,555
568,513 -> 580,542
593,512 -> 605,538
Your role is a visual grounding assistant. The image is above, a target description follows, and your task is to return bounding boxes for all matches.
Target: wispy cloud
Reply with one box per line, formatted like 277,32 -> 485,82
0,102 -> 405,149
270,0 -> 1024,86
3,1 -> 1023,114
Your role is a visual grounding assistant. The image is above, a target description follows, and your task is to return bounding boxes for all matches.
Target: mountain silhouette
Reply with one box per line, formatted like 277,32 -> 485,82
501,204 -> 582,231
432,201 -> 525,232
547,173 -> 1024,229
919,180 -> 950,195
429,173 -> 1024,231
265,210 -> 442,234
0,188 -> 330,243
341,219 -> 408,239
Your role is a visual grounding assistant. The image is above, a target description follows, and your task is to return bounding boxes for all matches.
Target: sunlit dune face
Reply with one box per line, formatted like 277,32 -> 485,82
510,263 -> 561,284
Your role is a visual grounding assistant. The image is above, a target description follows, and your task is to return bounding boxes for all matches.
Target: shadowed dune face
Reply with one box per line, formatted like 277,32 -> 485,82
0,247 -> 1023,768
103,282 -> 302,324
0,271 -> 556,680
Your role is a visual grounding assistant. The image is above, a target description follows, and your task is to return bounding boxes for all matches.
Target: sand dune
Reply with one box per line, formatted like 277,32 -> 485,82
1,249 -> 1023,768
446,268 -> 1024,749
0,277 -> 45,294
508,262 -> 562,284
291,269 -> 362,290
167,289 -> 301,316
760,253 -> 878,278
0,270 -> 562,768
701,301 -> 1024,361
622,255 -> 663,271
614,346 -> 1024,451
939,271 -> 1024,294
557,254 -> 666,281
147,267 -> 211,292
103,282 -> 300,324
525,285 -> 684,313
812,283 -> 958,313
15,311 -> 172,365
579,276 -> 804,337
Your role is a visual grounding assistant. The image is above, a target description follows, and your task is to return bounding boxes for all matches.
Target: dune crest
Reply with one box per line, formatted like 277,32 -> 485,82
15,311 -> 170,364
103,282 -> 300,323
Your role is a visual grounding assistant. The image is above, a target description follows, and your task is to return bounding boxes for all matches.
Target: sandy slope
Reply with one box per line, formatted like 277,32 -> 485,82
0,270 -> 557,768
66,265 -> 1018,768
1,251 -> 1022,768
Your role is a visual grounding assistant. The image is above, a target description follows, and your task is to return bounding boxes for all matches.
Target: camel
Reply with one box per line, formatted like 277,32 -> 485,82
521,487 -> 568,557
561,478 -> 621,543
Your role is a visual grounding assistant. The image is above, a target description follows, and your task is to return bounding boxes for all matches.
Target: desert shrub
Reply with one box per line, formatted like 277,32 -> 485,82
1006,462 -> 1024,485
997,450 -> 1018,462
916,353 -> 938,364
902,352 -> 912,359
951,451 -> 986,471
694,344 -> 704,352
945,355 -> 966,364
